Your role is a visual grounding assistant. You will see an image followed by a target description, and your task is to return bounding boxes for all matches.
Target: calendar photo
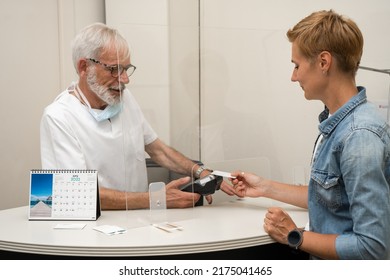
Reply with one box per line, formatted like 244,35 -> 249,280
29,170 -> 100,221
30,172 -> 53,218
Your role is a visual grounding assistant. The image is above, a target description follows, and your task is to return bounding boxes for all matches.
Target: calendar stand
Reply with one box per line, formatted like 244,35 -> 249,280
28,170 -> 101,221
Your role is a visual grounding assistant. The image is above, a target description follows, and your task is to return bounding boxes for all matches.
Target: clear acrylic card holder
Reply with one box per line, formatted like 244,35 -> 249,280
149,181 -> 194,232
149,182 -> 167,225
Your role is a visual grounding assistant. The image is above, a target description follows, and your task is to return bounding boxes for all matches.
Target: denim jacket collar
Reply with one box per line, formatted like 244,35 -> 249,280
318,86 -> 366,136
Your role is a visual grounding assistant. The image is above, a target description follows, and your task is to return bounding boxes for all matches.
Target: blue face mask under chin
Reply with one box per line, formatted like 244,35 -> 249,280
89,103 -> 122,122
74,84 -> 122,122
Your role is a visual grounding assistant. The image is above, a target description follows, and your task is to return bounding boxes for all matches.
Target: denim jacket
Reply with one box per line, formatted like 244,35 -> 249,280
308,87 -> 390,259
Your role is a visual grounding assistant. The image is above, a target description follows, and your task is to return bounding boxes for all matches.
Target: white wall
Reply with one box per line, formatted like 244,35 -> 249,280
198,0 -> 390,183
0,0 -> 105,210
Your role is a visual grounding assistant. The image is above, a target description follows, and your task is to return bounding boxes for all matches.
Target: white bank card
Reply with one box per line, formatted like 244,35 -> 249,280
211,170 -> 236,178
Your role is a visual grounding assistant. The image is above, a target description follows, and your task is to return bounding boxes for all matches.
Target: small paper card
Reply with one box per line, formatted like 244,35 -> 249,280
53,223 -> 86,230
152,222 -> 183,233
93,225 -> 127,235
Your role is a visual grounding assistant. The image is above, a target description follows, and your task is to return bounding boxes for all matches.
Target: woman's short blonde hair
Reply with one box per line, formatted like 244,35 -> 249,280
287,10 -> 363,76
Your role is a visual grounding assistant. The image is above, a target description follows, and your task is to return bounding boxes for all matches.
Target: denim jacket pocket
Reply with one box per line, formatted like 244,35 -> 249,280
311,170 -> 342,210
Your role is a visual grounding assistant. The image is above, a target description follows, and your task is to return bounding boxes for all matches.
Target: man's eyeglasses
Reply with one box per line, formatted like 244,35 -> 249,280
87,58 -> 136,78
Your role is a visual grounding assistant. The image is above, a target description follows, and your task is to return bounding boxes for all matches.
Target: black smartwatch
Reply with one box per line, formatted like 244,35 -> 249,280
287,228 -> 305,250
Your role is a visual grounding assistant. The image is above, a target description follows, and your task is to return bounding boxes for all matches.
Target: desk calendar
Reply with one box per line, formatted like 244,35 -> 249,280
29,170 -> 101,221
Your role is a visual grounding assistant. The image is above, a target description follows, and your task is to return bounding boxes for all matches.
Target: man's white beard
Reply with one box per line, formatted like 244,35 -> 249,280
87,69 -> 121,106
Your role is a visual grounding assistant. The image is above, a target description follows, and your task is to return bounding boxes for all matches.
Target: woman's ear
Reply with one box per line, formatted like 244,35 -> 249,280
319,51 -> 331,72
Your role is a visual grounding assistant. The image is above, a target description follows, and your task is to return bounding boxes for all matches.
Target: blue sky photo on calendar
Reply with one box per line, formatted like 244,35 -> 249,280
29,173 -> 53,217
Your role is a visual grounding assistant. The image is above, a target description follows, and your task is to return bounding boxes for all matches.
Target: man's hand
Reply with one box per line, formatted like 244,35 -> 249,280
166,177 -> 201,208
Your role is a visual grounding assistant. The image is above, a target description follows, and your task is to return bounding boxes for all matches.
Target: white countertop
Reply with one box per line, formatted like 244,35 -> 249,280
0,197 -> 308,257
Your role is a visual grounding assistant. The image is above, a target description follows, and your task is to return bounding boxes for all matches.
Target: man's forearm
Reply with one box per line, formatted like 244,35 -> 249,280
146,139 -> 202,177
99,186 -> 150,210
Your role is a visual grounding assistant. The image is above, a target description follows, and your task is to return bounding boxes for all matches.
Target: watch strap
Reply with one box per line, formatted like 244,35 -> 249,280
194,165 -> 212,178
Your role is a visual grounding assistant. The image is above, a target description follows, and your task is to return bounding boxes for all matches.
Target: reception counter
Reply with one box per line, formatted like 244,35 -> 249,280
0,197 -> 308,259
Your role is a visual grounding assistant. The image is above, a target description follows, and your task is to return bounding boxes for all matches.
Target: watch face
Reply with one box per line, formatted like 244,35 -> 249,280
288,230 -> 302,247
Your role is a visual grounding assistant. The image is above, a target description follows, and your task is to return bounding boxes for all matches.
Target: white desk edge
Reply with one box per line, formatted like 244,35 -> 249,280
0,197 -> 308,257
